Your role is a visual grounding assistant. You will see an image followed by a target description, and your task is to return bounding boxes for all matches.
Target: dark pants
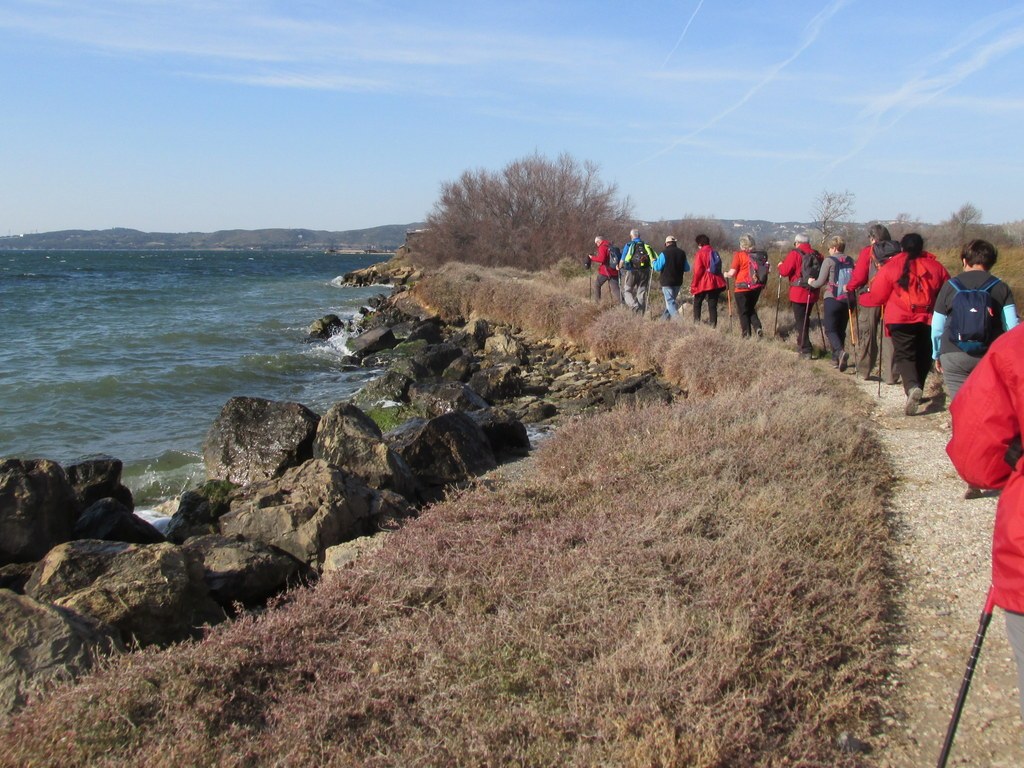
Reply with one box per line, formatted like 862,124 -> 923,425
693,288 -> 725,327
823,297 -> 851,362
888,323 -> 933,394
791,300 -> 814,355
735,289 -> 763,337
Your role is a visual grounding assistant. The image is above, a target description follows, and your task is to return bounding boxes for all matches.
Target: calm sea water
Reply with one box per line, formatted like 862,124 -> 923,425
0,250 -> 387,507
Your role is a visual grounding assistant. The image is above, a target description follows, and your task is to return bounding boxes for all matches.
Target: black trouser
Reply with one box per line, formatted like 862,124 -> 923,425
823,297 -> 851,362
888,322 -> 933,394
693,288 -> 725,327
790,300 -> 814,355
734,288 -> 763,337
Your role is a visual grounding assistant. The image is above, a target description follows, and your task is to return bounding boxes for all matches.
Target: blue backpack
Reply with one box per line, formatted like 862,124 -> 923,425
947,276 -> 1001,353
709,250 -> 723,276
828,255 -> 855,301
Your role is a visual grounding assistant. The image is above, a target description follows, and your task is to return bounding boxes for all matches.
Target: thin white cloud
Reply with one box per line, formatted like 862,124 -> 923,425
827,16 -> 1024,171
662,0 -> 706,68
643,0 -> 853,163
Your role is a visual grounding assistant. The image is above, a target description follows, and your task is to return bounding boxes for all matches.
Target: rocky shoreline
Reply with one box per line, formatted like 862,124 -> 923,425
0,258 -> 677,721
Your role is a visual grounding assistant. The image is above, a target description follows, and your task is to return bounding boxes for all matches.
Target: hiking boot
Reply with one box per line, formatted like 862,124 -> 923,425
964,485 -> 985,500
838,351 -> 850,372
905,387 -> 923,416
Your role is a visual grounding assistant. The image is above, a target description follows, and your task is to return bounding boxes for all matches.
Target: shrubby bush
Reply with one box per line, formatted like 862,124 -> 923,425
416,152 -> 634,270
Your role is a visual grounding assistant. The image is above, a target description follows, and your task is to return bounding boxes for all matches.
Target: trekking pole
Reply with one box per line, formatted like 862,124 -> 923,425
877,307 -> 885,397
727,278 -> 734,333
773,273 -> 782,337
642,267 -> 653,318
801,294 -> 812,357
937,588 -> 996,768
814,300 -> 826,349
848,305 -> 858,346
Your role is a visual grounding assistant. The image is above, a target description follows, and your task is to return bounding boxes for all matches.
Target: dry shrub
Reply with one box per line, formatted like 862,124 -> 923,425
0,268 -> 892,767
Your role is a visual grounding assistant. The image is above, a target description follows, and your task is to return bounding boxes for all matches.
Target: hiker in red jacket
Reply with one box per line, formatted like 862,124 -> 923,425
588,236 -> 620,303
777,234 -> 821,358
946,323 -> 1024,721
689,234 -> 727,327
859,233 -> 950,415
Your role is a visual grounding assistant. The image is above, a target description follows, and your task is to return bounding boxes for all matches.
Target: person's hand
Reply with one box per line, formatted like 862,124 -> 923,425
934,358 -> 943,374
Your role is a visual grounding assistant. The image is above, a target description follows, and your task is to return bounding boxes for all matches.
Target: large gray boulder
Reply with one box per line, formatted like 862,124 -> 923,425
313,403 -> 418,500
347,326 -> 397,357
164,480 -> 237,544
203,397 -> 320,486
181,535 -> 308,610
25,540 -> 224,648
407,382 -> 489,418
220,459 -> 414,570
72,498 -> 165,545
385,412 -> 497,500
469,408 -> 531,461
0,589 -> 123,722
351,370 -> 414,408
469,364 -> 523,403
412,343 -> 464,376
64,456 -> 134,512
0,459 -> 76,566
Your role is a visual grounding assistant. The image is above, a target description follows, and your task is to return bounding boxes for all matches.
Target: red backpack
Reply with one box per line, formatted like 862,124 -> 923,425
898,258 -> 939,313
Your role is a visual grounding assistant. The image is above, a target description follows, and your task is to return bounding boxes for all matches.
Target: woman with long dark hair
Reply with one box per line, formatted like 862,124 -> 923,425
859,233 -> 950,415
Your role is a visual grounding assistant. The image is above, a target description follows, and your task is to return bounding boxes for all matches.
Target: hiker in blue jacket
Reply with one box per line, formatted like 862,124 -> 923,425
932,238 -> 1018,405
621,229 -> 656,315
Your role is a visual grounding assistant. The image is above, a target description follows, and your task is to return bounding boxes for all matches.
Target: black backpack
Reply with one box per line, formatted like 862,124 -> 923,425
606,245 -> 621,270
743,250 -> 770,288
798,248 -> 823,289
947,276 -> 1001,353
630,241 -> 651,270
870,240 -> 901,278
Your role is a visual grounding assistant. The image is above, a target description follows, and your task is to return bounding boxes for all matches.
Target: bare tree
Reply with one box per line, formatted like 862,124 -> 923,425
416,153 -> 633,269
650,215 -> 733,253
945,202 -> 983,244
810,190 -> 856,246
889,213 -> 919,242
1004,220 -> 1024,248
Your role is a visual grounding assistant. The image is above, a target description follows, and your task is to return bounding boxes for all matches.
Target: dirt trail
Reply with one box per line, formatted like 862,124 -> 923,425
852,373 -> 1023,766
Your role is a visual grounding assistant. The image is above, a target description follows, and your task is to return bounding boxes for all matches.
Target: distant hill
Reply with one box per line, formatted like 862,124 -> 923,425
0,224 -> 427,252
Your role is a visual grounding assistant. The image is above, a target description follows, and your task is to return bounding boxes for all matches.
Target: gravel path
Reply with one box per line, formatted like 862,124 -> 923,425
849,371 -> 1022,766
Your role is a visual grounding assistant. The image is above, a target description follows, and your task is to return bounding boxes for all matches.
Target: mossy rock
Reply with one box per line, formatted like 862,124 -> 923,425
365,404 -> 431,434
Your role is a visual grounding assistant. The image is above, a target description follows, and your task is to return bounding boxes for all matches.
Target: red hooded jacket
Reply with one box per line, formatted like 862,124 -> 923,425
589,240 -> 618,278
947,324 -> 1024,612
777,244 -> 820,304
690,245 -> 727,294
857,251 -> 949,327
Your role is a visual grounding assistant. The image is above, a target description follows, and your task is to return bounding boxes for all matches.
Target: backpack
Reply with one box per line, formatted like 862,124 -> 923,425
828,255 -> 855,301
708,250 -> 723,276
870,240 -> 901,279
798,248 -> 823,289
630,241 -> 651,270
897,258 -> 939,314
947,276 -> 1001,353
743,250 -> 770,288
606,244 -> 621,270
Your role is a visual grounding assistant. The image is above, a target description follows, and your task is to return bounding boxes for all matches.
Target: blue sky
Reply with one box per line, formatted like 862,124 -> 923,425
2,0 -> 1023,233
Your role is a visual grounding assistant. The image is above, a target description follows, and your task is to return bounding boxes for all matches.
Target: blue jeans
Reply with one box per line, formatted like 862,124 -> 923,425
661,285 -> 681,319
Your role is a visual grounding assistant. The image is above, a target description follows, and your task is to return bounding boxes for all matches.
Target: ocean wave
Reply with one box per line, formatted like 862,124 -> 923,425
122,449 -> 205,508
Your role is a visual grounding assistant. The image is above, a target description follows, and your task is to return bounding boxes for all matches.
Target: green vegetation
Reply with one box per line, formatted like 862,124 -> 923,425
0,262 -> 891,766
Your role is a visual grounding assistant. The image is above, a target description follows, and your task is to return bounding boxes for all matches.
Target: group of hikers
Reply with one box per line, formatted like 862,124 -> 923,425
588,224 -> 1018,418
592,223 -> 1024,741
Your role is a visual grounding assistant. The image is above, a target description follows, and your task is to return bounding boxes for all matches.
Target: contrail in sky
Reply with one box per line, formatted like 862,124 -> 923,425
662,0 -> 706,68
825,8 -> 1024,171
645,0 -> 851,163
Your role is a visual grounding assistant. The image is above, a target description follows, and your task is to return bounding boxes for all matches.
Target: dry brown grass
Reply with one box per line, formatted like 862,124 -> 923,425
0,263 -> 892,767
